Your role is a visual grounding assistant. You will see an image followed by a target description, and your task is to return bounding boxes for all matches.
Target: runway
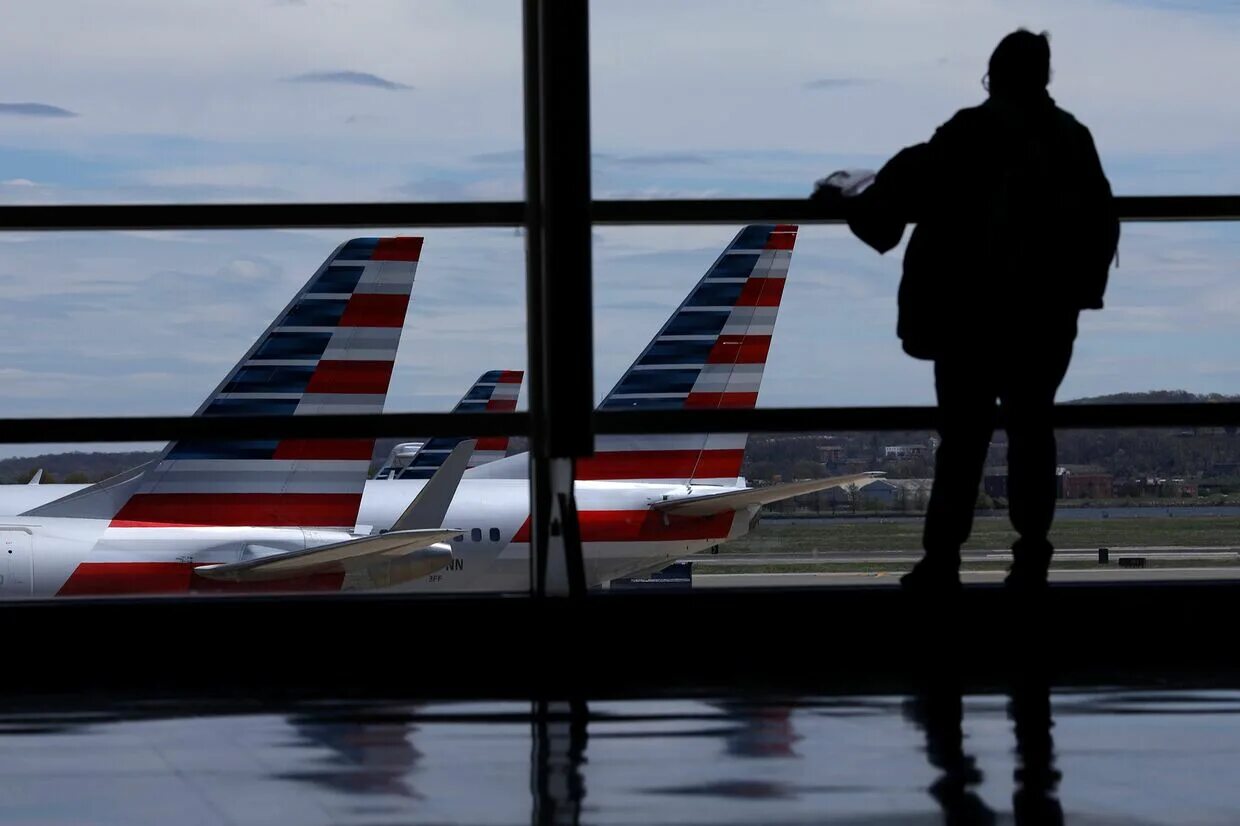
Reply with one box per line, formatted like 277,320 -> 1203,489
691,547 -> 1240,566
693,567 -> 1240,588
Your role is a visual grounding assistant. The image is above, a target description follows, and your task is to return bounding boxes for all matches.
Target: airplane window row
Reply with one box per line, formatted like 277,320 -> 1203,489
455,528 -> 503,543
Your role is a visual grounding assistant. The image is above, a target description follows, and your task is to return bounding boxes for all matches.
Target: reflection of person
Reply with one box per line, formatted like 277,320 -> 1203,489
815,30 -> 1119,591
903,684 -> 996,825
906,677 -> 1063,825
1009,680 -> 1064,825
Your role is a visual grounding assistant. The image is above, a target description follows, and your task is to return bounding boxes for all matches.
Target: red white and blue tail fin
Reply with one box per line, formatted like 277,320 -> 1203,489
32,237 -> 422,528
583,224 -> 797,485
375,370 -> 524,479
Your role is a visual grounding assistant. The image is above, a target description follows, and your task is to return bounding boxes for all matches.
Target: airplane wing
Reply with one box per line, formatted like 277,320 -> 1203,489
27,469 -> 42,485
193,528 -> 461,583
196,439 -> 478,584
652,473 -> 884,517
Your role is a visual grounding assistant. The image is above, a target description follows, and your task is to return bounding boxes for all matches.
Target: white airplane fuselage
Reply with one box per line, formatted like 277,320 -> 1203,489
0,478 -> 753,597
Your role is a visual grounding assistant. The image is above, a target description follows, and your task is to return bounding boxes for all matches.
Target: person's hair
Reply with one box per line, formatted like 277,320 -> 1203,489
986,29 -> 1051,97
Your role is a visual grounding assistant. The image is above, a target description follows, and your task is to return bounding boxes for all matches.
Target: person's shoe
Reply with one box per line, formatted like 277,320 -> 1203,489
900,559 -> 961,593
1004,564 -> 1050,593
1005,540 -> 1052,593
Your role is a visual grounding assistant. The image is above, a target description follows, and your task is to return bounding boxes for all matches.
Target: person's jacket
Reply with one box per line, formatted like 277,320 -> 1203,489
847,94 -> 1119,360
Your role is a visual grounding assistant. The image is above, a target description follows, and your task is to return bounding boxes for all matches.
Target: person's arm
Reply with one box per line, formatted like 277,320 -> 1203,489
1076,125 -> 1120,309
847,141 -> 932,253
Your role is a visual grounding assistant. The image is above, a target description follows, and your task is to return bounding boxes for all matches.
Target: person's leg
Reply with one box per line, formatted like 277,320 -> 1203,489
906,357 -> 996,587
1001,328 -> 1076,585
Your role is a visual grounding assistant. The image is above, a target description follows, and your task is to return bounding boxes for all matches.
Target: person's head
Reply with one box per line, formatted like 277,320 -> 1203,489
985,29 -> 1051,99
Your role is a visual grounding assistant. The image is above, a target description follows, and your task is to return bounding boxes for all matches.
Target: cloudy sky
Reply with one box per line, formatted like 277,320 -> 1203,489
0,0 -> 1238,450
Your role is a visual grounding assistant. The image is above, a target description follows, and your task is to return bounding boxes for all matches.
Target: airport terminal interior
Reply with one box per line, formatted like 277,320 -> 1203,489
3,1 -> 1240,822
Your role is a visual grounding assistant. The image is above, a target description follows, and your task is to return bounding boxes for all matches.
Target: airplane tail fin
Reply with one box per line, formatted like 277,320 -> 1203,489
378,370 -> 523,479
583,224 -> 797,485
28,237 -> 422,528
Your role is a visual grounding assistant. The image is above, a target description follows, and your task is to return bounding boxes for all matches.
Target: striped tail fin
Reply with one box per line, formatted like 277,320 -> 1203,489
378,370 -> 523,479
102,237 -> 421,528
582,224 -> 797,485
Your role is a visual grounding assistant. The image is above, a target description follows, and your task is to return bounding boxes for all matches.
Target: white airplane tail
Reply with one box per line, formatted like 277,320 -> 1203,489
465,225 -> 797,485
375,370 -> 522,479
27,237 -> 423,529
585,224 -> 796,485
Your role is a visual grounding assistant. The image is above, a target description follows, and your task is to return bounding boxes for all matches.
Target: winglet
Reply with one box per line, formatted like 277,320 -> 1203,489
27,469 -> 42,485
391,439 -> 477,531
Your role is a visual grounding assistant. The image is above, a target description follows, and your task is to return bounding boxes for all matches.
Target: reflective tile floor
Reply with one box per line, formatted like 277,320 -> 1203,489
1,689 -> 1238,824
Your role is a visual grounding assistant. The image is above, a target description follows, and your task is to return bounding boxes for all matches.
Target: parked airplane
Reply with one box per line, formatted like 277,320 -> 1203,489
374,370 -> 523,479
6,226 -> 875,596
352,224 -> 877,591
0,236 -> 472,598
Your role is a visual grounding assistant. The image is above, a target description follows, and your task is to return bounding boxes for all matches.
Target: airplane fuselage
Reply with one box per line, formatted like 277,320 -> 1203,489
0,478 -> 753,597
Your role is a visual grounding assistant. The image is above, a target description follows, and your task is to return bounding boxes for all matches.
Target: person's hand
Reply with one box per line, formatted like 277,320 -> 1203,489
810,169 -> 876,201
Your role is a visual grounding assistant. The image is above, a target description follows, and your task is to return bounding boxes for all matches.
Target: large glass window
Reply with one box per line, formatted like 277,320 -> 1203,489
592,1 -> 1240,196
0,1 -> 522,205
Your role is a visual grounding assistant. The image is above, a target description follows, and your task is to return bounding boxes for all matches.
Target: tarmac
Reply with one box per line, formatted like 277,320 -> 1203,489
694,566 -> 1240,587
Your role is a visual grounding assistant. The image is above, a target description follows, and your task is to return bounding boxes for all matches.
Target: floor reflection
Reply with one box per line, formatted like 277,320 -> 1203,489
7,685 -> 1240,823
531,699 -> 588,826
1009,681 -> 1063,826
717,701 -> 801,759
282,708 -> 423,799
905,677 -> 1063,826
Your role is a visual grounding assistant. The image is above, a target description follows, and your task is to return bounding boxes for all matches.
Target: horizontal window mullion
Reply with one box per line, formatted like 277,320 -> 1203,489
595,402 -> 1240,433
0,202 -> 527,231
0,411 -> 530,444
1,195 -> 1236,231
2,401 -> 1236,444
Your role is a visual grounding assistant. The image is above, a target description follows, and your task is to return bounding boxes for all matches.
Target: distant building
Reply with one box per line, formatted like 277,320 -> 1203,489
817,444 -> 846,464
817,478 -> 933,508
1164,478 -> 1199,498
987,465 -> 1113,499
1059,465 -> 1113,499
883,444 -> 928,460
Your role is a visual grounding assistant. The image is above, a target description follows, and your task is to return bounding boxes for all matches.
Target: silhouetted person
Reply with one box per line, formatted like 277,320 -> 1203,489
815,30 -> 1119,590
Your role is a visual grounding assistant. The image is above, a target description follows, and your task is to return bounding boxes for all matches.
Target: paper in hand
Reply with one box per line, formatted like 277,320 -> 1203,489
811,169 -> 877,201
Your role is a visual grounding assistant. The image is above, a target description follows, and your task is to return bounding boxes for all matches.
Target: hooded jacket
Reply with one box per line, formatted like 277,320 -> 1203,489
847,93 -> 1119,360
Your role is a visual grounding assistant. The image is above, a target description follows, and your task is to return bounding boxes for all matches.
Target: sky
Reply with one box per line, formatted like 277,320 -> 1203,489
0,0 -> 1238,453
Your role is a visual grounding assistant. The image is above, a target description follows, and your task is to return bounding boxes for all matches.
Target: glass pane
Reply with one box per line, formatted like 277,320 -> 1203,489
0,228 -> 529,598
591,1 -> 1240,195
591,222 -> 1240,590
0,1 -> 522,204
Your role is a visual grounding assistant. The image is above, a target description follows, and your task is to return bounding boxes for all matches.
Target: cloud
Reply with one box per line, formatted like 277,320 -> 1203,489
472,150 -> 714,169
598,152 -> 713,167
0,102 -> 76,118
802,78 -> 872,90
394,174 -> 522,200
1,178 -> 36,187
470,150 -> 524,165
286,70 -> 412,91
